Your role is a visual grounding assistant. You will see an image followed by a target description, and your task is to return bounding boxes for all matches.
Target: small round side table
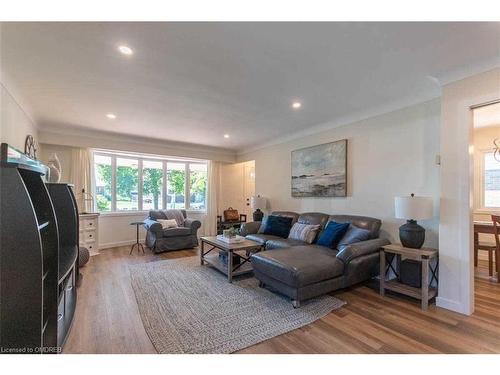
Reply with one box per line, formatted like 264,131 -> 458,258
130,221 -> 146,255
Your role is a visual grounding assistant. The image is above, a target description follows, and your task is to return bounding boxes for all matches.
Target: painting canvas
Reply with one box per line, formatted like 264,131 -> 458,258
291,139 -> 347,197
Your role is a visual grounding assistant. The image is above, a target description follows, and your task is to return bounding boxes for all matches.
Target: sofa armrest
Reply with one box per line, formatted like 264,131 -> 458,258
184,218 -> 201,235
336,238 -> 390,264
143,218 -> 163,234
240,221 -> 261,236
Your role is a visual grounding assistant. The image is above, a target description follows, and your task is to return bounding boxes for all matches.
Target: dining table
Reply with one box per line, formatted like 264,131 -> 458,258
474,220 -> 499,282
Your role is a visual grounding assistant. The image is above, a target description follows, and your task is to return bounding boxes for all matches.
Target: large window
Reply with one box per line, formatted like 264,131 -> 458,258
483,151 -> 500,208
93,151 -> 207,213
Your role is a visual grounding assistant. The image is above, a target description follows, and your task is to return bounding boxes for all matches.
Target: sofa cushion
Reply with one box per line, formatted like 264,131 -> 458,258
246,233 -> 283,245
328,215 -> 382,239
149,210 -> 167,220
317,221 -> 350,248
258,211 -> 299,233
163,209 -> 185,226
288,223 -> 321,243
337,225 -> 371,251
162,227 -> 192,238
266,238 -> 309,250
297,212 -> 330,228
263,215 -> 293,238
157,219 -> 178,229
251,246 -> 344,287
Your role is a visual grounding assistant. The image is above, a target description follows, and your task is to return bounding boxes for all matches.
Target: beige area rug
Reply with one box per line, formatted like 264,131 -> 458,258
129,256 -> 345,354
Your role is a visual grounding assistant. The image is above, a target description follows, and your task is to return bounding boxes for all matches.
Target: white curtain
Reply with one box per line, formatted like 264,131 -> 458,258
205,160 -> 221,236
70,147 -> 93,213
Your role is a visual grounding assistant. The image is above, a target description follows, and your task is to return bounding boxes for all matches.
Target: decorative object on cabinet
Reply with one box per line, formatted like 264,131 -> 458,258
24,134 -> 38,160
250,195 -> 267,221
46,153 -> 62,183
0,144 -> 79,352
291,139 -> 347,197
494,138 -> 500,162
394,194 -> 433,249
75,188 -> 94,214
79,212 -> 100,256
380,244 -> 438,310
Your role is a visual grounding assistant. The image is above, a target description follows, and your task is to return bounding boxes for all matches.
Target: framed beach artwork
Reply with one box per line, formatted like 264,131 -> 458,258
291,139 -> 347,197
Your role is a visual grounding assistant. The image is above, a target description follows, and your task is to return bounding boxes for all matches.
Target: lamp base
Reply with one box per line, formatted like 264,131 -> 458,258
399,220 -> 425,249
253,209 -> 264,222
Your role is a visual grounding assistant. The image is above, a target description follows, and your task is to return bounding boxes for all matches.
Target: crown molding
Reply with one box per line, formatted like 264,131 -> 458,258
39,123 -> 237,162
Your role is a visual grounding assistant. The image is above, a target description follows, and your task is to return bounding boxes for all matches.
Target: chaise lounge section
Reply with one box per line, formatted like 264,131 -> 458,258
241,211 -> 390,307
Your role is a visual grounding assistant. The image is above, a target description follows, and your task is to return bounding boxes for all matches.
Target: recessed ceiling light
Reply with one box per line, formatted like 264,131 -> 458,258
118,45 -> 133,55
292,101 -> 302,109
106,113 -> 117,119
224,134 -> 230,139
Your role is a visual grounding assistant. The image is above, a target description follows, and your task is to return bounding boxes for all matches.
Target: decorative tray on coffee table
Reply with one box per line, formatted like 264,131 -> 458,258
216,234 -> 246,244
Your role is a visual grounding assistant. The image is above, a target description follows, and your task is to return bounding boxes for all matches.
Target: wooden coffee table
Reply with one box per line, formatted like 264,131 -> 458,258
200,236 -> 264,282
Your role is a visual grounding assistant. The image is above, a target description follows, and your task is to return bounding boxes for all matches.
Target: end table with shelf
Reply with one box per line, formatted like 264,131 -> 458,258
379,244 -> 438,310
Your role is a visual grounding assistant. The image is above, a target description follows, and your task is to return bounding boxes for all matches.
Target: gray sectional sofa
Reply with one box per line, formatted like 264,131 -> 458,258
241,211 -> 390,307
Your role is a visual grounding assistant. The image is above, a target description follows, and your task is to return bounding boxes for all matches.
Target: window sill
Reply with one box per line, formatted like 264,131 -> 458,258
97,210 -> 207,218
474,208 -> 500,215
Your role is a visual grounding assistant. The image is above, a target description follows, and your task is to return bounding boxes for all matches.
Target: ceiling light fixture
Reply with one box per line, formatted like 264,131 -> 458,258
224,134 -> 230,139
118,45 -> 133,55
106,113 -> 117,119
292,101 -> 302,109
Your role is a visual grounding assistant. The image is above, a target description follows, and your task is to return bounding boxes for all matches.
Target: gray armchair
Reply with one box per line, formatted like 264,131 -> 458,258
144,209 -> 201,253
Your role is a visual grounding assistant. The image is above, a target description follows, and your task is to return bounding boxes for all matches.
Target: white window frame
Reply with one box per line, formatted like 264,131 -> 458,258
92,150 -> 208,215
479,149 -> 500,211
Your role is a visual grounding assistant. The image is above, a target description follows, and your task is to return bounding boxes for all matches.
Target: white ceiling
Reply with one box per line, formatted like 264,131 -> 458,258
1,22 -> 499,152
473,102 -> 500,128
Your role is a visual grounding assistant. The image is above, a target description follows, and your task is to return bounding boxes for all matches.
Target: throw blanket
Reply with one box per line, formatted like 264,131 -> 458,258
165,209 -> 185,226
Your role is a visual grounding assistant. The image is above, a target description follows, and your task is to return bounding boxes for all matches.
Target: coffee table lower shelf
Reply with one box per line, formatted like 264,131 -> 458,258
203,253 -> 254,278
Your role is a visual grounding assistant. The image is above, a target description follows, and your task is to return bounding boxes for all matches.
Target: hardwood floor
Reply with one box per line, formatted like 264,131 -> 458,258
64,247 -> 500,354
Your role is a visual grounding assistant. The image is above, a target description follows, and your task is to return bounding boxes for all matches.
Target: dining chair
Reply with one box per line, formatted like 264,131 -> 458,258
475,215 -> 499,278
493,215 -> 500,282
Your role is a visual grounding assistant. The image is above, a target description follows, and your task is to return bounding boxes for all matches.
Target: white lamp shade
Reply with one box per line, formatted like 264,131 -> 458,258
394,196 -> 433,220
250,196 -> 267,210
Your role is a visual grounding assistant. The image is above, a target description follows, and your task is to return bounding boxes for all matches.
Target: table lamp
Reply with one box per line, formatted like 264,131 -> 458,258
394,194 -> 433,248
250,195 -> 267,221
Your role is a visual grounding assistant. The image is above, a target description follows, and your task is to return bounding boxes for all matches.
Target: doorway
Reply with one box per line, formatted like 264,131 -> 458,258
219,160 -> 256,220
471,102 -> 500,300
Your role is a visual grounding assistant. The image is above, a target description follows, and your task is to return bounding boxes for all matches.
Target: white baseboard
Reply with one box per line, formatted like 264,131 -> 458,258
99,238 -> 146,250
436,296 -> 471,315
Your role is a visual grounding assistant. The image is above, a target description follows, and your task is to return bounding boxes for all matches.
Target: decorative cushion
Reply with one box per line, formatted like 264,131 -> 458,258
337,225 -> 371,251
163,209 -> 185,226
157,219 -> 178,229
288,223 -> 321,244
263,215 -> 293,238
317,221 -> 350,249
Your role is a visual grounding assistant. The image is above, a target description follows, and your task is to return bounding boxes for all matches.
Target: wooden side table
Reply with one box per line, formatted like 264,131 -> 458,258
380,244 -> 438,310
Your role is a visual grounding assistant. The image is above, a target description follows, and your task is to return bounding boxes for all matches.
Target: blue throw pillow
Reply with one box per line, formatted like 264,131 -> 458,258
317,221 -> 350,249
337,225 -> 371,251
263,215 -> 293,238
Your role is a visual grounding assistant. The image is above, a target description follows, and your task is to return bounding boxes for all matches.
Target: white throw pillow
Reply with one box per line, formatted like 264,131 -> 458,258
157,219 -> 178,229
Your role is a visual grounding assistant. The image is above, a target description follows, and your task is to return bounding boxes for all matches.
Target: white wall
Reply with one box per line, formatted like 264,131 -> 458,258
238,99 -> 441,248
0,83 -> 38,150
439,68 -> 500,315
